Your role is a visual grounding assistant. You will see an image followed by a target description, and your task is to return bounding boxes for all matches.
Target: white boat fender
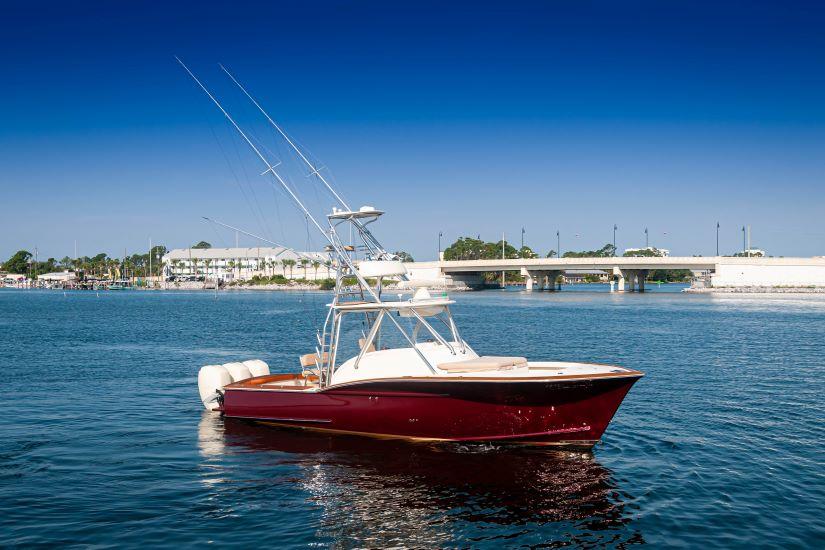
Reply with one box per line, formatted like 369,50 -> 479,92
198,365 -> 232,410
223,362 -> 252,382
243,359 -> 270,377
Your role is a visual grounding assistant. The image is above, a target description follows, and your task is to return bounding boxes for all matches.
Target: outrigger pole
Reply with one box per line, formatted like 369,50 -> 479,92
177,57 -> 325,237
218,63 -> 393,262
218,63 -> 351,212
175,57 -> 379,300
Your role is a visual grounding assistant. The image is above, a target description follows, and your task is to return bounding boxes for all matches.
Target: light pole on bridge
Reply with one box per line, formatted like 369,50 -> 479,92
645,227 -> 649,248
438,231 -> 442,257
556,230 -> 560,258
716,222 -> 720,256
613,224 -> 617,256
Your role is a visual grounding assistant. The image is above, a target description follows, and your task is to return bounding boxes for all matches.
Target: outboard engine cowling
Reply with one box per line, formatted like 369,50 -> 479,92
223,362 -> 252,382
243,359 -> 270,377
198,365 -> 232,410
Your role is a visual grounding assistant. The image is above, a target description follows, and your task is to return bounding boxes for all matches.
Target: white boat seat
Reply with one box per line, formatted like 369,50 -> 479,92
300,352 -> 329,368
438,356 -> 527,373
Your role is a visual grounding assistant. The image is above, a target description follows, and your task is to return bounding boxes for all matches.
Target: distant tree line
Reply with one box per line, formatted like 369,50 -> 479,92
2,245 -> 168,279
439,238 -> 690,284
562,243 -> 616,258
442,236 -> 540,261
442,237 -> 538,282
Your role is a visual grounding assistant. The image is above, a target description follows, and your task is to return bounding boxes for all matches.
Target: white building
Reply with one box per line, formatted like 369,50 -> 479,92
1,273 -> 27,286
38,270 -> 77,283
162,247 -> 333,281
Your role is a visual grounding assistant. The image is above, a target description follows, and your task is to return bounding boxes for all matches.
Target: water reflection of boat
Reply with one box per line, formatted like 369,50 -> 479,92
198,413 -> 642,546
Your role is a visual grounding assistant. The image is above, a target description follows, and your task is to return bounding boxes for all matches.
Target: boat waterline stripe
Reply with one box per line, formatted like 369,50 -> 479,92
235,417 -> 593,443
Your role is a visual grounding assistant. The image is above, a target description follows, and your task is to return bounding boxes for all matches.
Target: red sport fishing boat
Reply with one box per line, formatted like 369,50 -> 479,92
184,59 -> 643,448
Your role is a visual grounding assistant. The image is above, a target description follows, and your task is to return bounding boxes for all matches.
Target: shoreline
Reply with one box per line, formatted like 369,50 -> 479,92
684,286 -> 825,294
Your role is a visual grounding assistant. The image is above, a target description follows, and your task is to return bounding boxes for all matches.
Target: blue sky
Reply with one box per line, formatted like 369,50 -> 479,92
1,1 -> 824,261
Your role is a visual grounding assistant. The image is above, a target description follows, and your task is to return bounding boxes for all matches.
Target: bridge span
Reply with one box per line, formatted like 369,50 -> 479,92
404,256 -> 825,291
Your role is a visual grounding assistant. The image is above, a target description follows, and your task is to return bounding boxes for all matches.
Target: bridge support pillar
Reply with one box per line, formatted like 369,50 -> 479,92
613,267 -> 624,291
522,269 -> 561,291
621,269 -> 637,292
522,268 -> 536,291
638,270 -> 648,292
613,266 -> 624,291
547,270 -> 561,290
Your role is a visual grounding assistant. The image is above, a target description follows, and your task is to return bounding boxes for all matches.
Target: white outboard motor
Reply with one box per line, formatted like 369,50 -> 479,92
198,365 -> 232,410
223,362 -> 252,382
243,359 -> 270,377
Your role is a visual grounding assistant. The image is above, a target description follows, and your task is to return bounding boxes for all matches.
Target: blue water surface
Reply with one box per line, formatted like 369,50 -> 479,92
1,286 -> 823,548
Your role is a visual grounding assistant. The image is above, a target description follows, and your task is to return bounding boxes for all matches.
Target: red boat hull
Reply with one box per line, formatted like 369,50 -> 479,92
222,373 -> 642,447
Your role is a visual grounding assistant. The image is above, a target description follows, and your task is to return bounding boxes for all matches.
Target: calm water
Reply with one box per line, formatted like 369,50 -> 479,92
1,286 -> 823,548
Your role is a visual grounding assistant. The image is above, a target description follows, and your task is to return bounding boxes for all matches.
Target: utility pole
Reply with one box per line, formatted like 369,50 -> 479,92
556,230 -> 560,258
438,231 -> 442,257
613,224 -> 617,256
521,227 -> 525,253
716,222 -> 720,256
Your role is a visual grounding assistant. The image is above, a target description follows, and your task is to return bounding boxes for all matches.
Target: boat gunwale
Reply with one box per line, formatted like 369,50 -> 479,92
223,367 -> 644,393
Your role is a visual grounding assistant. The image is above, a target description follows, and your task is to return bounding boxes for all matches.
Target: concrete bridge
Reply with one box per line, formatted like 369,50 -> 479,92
404,256 -> 825,291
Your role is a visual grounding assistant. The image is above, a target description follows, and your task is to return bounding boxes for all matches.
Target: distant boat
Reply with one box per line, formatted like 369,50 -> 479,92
109,280 -> 132,290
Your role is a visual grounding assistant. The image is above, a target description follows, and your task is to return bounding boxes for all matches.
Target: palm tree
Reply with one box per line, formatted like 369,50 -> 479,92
299,259 -> 309,279
228,260 -> 236,280
269,259 -> 279,278
204,259 -> 212,280
312,260 -> 320,280
283,259 -> 296,279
